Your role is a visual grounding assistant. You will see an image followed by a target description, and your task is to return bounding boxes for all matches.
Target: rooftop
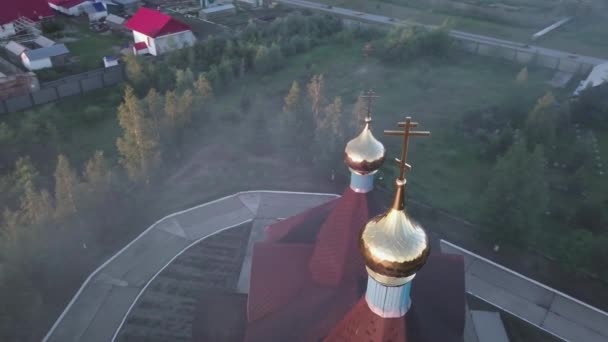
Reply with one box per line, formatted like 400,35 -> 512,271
23,43 -> 69,60
0,0 -> 54,25
125,7 -> 191,38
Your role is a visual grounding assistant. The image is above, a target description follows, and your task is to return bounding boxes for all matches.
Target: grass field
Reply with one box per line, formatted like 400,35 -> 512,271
207,43 -> 552,220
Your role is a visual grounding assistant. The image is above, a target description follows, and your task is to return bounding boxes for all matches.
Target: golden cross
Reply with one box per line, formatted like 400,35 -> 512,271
384,117 -> 431,180
360,90 -> 379,123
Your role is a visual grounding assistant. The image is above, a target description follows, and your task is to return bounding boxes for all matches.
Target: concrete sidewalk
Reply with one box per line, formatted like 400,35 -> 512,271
441,240 -> 608,342
43,191 -> 338,342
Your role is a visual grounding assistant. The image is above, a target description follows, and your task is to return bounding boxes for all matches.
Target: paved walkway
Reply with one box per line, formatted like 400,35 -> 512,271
43,190 -> 608,342
441,240 -> 608,342
43,191 -> 339,342
279,0 -> 608,68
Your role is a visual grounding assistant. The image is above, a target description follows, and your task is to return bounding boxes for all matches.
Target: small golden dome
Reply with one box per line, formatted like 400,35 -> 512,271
359,179 -> 430,285
344,122 -> 386,175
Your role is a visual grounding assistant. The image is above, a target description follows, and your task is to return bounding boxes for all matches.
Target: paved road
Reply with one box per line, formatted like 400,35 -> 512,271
280,0 -> 607,67
42,190 -> 608,342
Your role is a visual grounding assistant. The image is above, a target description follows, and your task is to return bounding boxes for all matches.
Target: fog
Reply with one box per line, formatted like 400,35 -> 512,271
1,0 -> 608,341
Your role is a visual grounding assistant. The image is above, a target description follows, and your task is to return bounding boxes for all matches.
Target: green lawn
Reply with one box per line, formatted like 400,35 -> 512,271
210,43 -> 551,220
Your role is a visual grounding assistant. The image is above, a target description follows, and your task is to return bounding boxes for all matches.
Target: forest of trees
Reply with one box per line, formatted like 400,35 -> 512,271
469,71 -> 608,279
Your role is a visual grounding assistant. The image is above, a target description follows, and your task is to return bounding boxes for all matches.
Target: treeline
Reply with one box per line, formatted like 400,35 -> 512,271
124,12 -> 346,95
469,69 -> 608,279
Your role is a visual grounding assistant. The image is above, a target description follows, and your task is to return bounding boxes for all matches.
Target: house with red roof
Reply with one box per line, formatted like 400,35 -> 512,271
48,0 -> 91,16
0,0 -> 54,38
124,7 -> 195,56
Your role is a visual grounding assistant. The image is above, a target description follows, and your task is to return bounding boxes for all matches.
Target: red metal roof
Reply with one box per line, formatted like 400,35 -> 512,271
265,198 -> 338,243
0,0 -> 54,25
124,7 -> 191,38
309,187 -> 370,286
247,243 -> 314,322
48,0 -> 87,8
325,297 -> 408,342
133,41 -> 147,50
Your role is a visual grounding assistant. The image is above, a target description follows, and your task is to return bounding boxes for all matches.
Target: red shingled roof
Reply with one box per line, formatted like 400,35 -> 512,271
309,187 -> 370,286
125,7 -> 191,38
0,0 -> 53,25
247,243 -> 314,322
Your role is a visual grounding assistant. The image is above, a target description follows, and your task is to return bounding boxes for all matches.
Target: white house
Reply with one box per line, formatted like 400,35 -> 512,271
125,7 -> 195,57
48,0 -> 91,16
21,44 -> 70,70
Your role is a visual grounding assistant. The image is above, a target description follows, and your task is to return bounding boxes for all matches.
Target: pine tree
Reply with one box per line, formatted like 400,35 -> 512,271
54,154 -> 80,218
480,141 -> 548,245
83,150 -> 112,193
13,156 -> 39,193
195,74 -> 213,101
2,208 -> 21,242
283,81 -> 301,114
515,66 -> 528,84
20,182 -> 54,225
124,54 -> 144,86
144,88 -> 163,140
175,68 -> 195,94
307,74 -> 325,121
116,86 -> 162,184
525,92 -> 557,148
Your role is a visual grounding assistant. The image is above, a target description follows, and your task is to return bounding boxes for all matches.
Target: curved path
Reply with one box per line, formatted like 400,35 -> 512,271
43,191 -> 339,342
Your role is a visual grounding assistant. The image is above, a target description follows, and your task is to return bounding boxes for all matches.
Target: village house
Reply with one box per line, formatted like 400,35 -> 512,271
48,0 -> 91,16
0,0 -> 53,26
6,40 -> 71,71
125,7 -> 195,57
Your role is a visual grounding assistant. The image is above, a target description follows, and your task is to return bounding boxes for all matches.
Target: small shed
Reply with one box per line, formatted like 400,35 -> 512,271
85,2 -> 108,21
103,55 -> 119,68
21,44 -> 70,70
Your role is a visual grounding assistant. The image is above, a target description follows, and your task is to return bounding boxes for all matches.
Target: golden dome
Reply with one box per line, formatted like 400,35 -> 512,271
359,179 -> 430,285
344,122 -> 386,175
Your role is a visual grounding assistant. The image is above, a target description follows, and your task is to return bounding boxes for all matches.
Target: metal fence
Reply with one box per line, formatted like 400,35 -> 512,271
0,65 -> 126,114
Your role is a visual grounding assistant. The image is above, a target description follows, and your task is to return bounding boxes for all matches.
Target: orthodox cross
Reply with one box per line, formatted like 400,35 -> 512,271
384,117 -> 431,181
360,90 -> 379,123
